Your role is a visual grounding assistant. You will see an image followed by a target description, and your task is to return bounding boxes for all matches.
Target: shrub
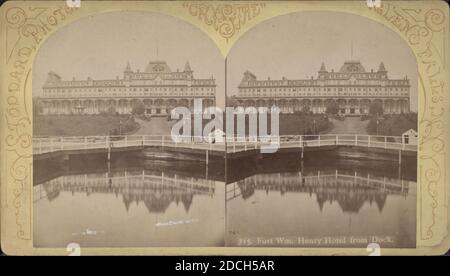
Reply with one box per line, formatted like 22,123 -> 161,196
131,101 -> 145,115
325,101 -> 339,115
369,102 -> 384,116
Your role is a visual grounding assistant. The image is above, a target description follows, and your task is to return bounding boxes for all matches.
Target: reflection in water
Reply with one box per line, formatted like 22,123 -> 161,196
33,156 -> 225,248
227,170 -> 411,213
34,151 -> 416,248
35,170 -> 215,214
226,168 -> 416,248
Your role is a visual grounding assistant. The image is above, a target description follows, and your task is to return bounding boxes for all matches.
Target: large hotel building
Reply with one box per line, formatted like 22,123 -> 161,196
232,61 -> 410,115
37,61 -> 216,115
38,60 -> 410,116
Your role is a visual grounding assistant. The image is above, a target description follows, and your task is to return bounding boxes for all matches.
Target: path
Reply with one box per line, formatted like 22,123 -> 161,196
134,116 -> 371,136
134,117 -> 174,135
328,116 -> 370,134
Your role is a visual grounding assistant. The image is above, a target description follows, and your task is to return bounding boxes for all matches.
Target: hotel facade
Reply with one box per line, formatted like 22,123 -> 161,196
232,61 -> 410,115
37,61 -> 216,115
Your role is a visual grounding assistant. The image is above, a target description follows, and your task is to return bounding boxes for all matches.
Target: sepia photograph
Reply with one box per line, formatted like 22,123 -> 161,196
31,9 -> 418,249
32,11 -> 226,247
225,11 -> 417,248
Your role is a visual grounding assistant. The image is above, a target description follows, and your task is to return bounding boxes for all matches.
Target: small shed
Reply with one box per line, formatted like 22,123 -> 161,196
207,129 -> 225,144
402,129 -> 418,145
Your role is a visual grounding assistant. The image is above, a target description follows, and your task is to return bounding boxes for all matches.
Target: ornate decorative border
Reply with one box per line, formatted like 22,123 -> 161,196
3,4 -> 79,242
370,2 -> 447,242
1,1 -> 448,255
181,1 -> 266,42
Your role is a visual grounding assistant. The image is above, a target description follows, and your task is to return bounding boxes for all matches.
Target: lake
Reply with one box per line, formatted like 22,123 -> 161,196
34,150 -> 416,248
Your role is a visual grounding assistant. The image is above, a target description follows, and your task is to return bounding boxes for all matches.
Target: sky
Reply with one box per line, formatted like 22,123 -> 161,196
34,11 -> 418,111
33,11 -> 225,105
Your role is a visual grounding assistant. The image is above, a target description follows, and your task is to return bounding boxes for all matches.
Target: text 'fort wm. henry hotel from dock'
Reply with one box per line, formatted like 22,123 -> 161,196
37,60 -> 410,116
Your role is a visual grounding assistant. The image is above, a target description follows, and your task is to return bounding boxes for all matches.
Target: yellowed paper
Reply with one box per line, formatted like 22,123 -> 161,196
0,0 -> 449,255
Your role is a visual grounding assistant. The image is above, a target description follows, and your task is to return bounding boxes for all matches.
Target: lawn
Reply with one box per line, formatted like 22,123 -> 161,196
279,113 -> 331,135
33,113 -> 331,137
228,113 -> 331,136
367,114 -> 418,136
34,115 -> 140,137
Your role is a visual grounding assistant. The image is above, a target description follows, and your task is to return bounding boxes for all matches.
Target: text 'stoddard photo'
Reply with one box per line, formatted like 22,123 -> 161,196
1,0 -> 449,259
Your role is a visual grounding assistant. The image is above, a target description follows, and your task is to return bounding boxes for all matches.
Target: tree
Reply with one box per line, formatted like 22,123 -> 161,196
325,101 -> 339,115
369,101 -> 384,116
226,96 -> 237,107
131,100 -> 145,115
301,105 -> 310,114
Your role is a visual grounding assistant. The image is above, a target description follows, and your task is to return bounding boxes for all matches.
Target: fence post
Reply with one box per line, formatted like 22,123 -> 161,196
318,135 -> 321,147
162,136 -> 164,147
355,135 -> 358,146
125,136 -> 128,147
84,137 -> 87,150
233,137 -> 236,153
368,136 -> 371,147
385,136 -> 387,149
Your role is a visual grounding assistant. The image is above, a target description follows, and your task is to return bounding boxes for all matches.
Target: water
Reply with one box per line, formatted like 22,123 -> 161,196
226,172 -> 416,248
33,155 -> 226,247
34,151 -> 416,248
226,152 -> 417,248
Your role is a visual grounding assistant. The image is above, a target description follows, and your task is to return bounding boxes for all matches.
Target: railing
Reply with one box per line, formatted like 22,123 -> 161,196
33,134 -> 417,155
33,170 -> 215,203
238,171 -> 411,191
33,135 -> 225,155
226,170 -> 414,202
225,134 -> 417,153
